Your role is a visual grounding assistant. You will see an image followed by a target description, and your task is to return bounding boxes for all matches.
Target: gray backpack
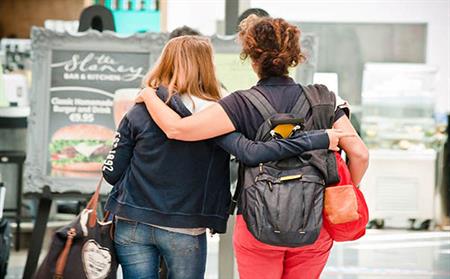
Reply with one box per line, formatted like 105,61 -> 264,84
230,84 -> 339,247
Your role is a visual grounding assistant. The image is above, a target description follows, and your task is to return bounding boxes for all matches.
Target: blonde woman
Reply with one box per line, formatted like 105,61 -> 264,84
104,35 -> 348,279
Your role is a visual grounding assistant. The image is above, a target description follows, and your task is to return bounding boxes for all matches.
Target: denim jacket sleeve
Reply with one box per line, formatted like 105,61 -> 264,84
214,130 -> 329,167
102,116 -> 136,185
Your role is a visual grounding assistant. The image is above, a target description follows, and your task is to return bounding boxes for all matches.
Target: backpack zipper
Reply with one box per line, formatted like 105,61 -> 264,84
299,189 -> 306,234
274,184 -> 281,234
301,183 -> 319,234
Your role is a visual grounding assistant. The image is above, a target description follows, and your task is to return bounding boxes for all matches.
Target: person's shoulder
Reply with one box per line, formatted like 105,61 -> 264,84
303,84 -> 333,96
127,103 -> 148,116
220,89 -> 248,102
335,94 -> 351,117
302,83 -> 351,116
124,103 -> 151,126
228,89 -> 249,96
302,83 -> 337,106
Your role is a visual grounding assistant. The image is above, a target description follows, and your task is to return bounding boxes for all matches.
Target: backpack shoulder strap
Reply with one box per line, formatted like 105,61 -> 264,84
290,85 -> 309,116
302,84 -> 340,185
240,87 -> 277,120
228,162 -> 244,215
301,84 -> 336,129
301,84 -> 336,109
229,87 -> 276,215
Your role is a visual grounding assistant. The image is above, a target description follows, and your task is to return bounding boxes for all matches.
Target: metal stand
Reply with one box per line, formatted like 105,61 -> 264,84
22,187 -> 52,279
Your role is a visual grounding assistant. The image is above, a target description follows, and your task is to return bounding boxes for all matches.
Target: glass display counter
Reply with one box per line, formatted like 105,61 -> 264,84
360,63 -> 446,229
361,63 -> 442,151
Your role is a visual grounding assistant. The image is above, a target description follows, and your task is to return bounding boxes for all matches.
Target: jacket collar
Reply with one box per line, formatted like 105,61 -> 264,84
156,86 -> 192,117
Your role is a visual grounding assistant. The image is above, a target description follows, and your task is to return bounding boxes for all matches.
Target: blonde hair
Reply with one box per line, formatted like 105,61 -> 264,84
143,35 -> 221,102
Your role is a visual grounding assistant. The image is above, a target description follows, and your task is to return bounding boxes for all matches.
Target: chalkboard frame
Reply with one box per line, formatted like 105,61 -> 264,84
210,33 -> 318,86
24,27 -> 168,194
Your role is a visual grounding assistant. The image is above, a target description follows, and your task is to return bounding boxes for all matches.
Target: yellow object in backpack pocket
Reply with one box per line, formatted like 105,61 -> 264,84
271,124 -> 302,139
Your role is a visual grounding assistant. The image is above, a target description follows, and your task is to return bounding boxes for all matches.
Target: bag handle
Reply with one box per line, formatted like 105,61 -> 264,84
86,177 -> 104,228
228,162 -> 245,215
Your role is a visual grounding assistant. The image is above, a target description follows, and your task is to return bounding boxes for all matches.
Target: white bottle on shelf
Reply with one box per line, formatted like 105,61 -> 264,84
0,175 -> 5,220
0,64 -> 7,107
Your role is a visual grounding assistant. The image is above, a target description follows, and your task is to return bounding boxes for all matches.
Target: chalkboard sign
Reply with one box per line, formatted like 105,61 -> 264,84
25,27 -> 168,194
211,33 -> 318,93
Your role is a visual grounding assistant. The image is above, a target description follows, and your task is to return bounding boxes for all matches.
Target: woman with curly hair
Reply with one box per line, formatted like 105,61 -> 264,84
137,16 -> 368,279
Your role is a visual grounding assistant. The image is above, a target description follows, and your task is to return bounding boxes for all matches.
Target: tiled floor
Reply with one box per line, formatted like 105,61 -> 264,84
322,230 -> 450,279
5,229 -> 450,279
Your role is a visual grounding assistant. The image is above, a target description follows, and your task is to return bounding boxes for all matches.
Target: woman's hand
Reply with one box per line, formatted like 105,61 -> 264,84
135,93 -> 144,103
326,129 -> 355,151
135,87 -> 156,103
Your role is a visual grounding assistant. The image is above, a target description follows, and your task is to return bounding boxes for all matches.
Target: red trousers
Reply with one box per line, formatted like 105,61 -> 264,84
233,215 -> 333,279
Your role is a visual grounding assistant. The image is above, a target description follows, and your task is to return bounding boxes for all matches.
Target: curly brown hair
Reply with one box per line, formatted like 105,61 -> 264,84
238,15 -> 306,79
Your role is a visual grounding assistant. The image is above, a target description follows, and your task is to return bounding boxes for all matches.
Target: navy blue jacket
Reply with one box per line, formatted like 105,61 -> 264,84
103,88 -> 329,233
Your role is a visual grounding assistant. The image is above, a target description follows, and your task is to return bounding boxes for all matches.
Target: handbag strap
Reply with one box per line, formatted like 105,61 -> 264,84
54,228 -> 76,278
86,177 -> 104,229
54,177 -> 107,278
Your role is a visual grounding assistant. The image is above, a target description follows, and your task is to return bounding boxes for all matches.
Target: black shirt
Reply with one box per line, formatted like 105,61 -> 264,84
219,76 -> 345,139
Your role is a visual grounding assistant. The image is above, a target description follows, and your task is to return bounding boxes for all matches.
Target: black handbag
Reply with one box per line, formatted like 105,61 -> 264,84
34,178 -> 118,279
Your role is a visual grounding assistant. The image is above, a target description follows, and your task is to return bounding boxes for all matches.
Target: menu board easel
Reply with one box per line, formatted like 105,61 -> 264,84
22,27 -> 168,279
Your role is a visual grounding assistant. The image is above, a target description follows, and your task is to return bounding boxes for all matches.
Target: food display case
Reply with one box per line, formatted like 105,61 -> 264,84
360,63 -> 444,229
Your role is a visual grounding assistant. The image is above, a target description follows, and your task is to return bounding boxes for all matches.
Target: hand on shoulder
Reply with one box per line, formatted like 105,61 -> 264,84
135,87 -> 157,103
326,129 -> 356,151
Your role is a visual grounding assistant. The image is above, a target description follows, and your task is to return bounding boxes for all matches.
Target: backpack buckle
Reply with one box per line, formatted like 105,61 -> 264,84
279,174 -> 303,182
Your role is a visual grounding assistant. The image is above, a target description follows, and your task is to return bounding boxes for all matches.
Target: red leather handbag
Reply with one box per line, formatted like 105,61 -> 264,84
323,152 -> 369,241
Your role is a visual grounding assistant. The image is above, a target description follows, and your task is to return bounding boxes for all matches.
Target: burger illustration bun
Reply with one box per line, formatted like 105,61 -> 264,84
50,124 -> 114,172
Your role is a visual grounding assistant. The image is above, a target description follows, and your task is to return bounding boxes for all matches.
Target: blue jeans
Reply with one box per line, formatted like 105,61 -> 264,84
114,218 -> 207,279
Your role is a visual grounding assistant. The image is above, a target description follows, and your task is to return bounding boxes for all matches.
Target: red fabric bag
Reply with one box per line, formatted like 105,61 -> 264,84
323,152 -> 369,241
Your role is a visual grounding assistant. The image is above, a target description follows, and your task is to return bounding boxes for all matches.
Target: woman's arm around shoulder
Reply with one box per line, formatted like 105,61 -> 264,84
215,129 -> 355,166
138,87 -> 235,141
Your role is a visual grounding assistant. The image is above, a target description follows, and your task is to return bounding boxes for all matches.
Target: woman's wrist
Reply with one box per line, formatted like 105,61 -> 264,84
308,130 -> 330,150
143,87 -> 156,101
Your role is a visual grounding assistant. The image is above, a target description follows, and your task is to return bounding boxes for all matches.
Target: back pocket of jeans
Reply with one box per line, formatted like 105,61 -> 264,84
114,218 -> 137,245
